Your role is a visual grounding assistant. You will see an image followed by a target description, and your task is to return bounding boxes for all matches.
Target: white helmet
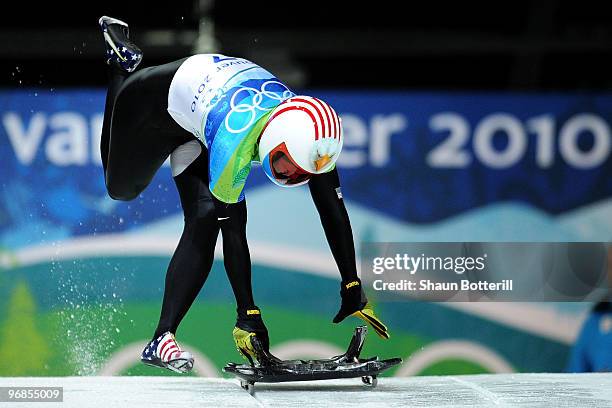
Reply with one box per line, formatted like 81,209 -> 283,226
258,95 -> 343,187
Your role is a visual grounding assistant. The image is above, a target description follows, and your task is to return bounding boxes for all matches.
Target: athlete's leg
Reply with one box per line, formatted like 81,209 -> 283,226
214,200 -> 256,311
152,150 -> 220,338
100,67 -> 127,173
99,16 -> 139,173
152,150 -> 261,340
213,198 -> 271,359
101,57 -> 190,201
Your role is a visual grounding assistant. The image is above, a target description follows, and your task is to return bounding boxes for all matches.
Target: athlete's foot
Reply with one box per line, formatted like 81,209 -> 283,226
98,16 -> 143,72
141,331 -> 194,373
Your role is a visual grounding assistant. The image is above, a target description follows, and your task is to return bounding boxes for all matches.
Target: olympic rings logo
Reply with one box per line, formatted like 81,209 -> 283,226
224,81 -> 294,133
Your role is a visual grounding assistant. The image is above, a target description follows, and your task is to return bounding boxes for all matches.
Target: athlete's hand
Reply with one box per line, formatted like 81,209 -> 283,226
333,279 -> 390,340
334,303 -> 390,340
233,327 -> 257,361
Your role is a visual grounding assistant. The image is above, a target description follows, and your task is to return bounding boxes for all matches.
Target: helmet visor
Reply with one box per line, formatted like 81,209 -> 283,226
269,142 -> 312,186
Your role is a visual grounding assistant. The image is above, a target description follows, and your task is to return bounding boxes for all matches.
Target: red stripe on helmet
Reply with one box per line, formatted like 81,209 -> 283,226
315,97 -> 339,139
257,99 -> 291,143
311,97 -> 335,138
333,107 -> 341,140
266,105 -> 320,140
292,97 -> 329,139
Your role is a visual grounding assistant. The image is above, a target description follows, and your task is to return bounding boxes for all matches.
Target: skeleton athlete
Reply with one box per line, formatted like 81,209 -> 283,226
98,16 -> 389,372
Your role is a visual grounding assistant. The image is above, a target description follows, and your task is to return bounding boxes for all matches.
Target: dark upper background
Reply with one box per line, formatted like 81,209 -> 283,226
1,0 -> 611,90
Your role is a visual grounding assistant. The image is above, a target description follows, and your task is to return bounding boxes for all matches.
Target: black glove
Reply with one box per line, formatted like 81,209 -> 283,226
333,279 -> 390,339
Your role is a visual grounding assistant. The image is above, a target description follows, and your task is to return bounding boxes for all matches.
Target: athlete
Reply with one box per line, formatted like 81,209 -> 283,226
98,16 -> 389,372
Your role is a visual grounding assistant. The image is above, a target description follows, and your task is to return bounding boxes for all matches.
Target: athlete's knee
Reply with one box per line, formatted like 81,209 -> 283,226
183,198 -> 218,247
107,190 -> 137,201
214,199 -> 247,233
105,177 -> 141,201
184,198 -> 217,227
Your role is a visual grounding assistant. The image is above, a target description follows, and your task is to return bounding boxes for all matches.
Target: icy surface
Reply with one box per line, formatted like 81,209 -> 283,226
2,374 -> 612,407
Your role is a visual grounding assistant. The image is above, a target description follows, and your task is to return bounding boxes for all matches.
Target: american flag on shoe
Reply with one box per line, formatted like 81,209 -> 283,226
141,331 -> 194,373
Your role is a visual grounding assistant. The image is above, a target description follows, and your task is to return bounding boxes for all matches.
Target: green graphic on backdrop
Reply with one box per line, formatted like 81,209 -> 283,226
0,254 -> 571,377
0,281 -> 51,375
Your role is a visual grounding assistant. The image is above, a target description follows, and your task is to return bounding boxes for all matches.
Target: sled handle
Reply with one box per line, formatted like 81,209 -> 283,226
345,326 -> 368,361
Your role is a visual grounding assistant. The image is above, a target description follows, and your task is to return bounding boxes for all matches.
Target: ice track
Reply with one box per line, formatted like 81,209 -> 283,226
2,373 -> 612,407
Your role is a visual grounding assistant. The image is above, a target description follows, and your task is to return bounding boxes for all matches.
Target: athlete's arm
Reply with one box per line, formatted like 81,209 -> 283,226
308,168 -> 358,282
308,168 -> 390,339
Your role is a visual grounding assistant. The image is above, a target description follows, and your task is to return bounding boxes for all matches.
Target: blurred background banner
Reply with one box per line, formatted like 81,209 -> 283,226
1,0 -> 611,380
1,88 -> 610,377
2,90 -> 611,243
